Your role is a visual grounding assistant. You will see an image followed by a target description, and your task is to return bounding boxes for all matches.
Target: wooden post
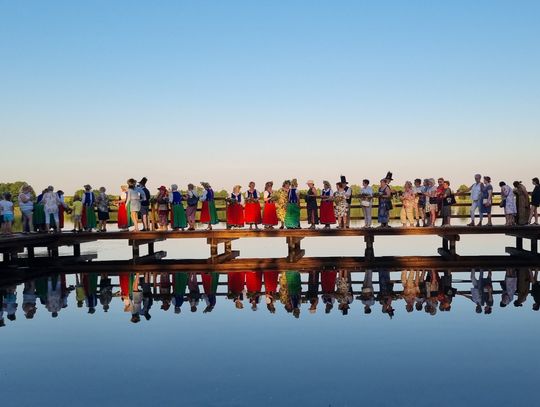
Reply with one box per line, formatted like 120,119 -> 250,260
27,246 -> 35,259
364,235 -> 374,261
516,237 -> 523,251
287,237 -> 304,262
148,242 -> 155,255
73,243 -> 81,257
132,243 -> 140,261
531,238 -> 538,254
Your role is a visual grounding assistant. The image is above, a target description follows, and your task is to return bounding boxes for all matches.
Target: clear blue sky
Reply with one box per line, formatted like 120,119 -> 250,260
1,0 -> 539,193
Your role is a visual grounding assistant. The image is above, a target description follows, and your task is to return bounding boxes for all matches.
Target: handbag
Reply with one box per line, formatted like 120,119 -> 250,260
361,199 -> 371,207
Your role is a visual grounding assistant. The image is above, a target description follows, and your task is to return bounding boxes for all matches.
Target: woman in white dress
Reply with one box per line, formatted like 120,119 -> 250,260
499,181 -> 516,226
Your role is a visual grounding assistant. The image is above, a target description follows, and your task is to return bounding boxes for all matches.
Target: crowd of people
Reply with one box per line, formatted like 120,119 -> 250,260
1,269 -> 538,325
1,173 -> 539,235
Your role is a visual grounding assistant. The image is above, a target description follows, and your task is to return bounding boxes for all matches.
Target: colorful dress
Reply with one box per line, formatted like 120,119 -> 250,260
284,188 -> 301,228
226,193 -> 245,227
200,188 -> 219,224
501,185 -> 517,215
319,188 -> 336,224
263,270 -> 279,294
377,186 -> 392,224
117,192 -> 129,229
82,191 -> 97,229
514,184 -> 530,225
202,272 -> 220,308
169,191 -> 187,229
244,190 -> 262,225
262,190 -> 278,226
333,190 -> 348,218
33,193 -> 46,230
173,272 -> 189,309
275,188 -> 288,222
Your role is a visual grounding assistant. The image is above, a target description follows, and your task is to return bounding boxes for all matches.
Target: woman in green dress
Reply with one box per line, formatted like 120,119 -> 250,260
284,178 -> 301,229
33,188 -> 47,232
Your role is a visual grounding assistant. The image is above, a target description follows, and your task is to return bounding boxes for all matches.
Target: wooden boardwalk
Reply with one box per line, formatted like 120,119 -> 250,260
1,225 -> 539,272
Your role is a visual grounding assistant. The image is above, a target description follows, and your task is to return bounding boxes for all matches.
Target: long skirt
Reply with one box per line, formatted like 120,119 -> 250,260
200,201 -> 219,224
263,271 -> 279,293
262,202 -> 279,226
158,209 -> 169,227
378,201 -> 390,224
82,206 -> 97,229
320,201 -> 336,224
244,202 -> 262,224
284,203 -> 300,228
33,203 -> 45,230
228,272 -> 246,296
58,205 -> 65,228
306,203 -> 319,225
202,272 -> 220,295
118,202 -> 128,229
171,204 -> 187,229
321,270 -> 337,294
246,271 -> 263,293
226,204 -> 245,227
186,205 -> 197,224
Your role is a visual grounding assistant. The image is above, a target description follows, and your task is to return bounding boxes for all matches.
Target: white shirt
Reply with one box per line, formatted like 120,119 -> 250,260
0,200 -> 14,215
361,186 -> 373,197
42,192 -> 60,212
470,182 -> 483,201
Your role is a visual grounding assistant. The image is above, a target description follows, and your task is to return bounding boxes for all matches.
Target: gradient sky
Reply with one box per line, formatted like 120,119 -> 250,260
1,0 -> 539,194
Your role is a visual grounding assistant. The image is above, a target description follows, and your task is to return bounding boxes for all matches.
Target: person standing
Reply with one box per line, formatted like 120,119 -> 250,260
441,181 -> 454,226
137,177 -> 151,231
426,179 -> 439,227
200,182 -> 219,230
185,184 -> 198,231
360,179 -> 373,228
169,184 -> 187,231
244,181 -> 262,230
42,186 -> 61,233
284,179 -> 301,229
377,178 -> 392,228
530,177 -> 540,225
81,185 -> 97,232
399,181 -> 416,227
155,186 -> 170,230
319,180 -> 336,229
56,190 -> 68,230
18,184 -> 34,234
341,176 -> 352,228
305,180 -> 319,229
413,178 -> 425,227
117,185 -> 129,231
481,176 -> 494,227
127,178 -> 143,232
262,181 -> 278,229
70,195 -> 83,232
333,182 -> 349,229
513,181 -> 530,226
96,187 -> 110,232
467,174 -> 484,227
0,193 -> 14,235
276,180 -> 290,229
499,181 -> 517,226
226,185 -> 244,229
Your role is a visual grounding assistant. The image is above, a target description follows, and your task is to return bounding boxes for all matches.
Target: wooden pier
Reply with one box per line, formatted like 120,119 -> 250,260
1,225 -> 539,272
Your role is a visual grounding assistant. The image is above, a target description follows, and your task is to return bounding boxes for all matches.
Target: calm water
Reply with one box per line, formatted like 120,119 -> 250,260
1,265 -> 539,406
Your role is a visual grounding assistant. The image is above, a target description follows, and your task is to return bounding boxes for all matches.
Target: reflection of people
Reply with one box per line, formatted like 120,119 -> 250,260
377,270 -> 395,318
202,272 -> 219,313
358,270 -> 374,314
306,271 -> 319,314
172,272 -> 188,314
500,269 -> 517,308
22,281 -> 37,319
401,271 -> 420,312
514,268 -> 533,307
468,270 -> 483,313
246,271 -> 262,311
336,270 -> 353,315
228,272 -> 245,309
187,273 -> 200,312
286,271 -> 302,318
531,270 -> 540,311
264,270 -> 279,313
99,274 -> 113,312
321,270 -> 337,314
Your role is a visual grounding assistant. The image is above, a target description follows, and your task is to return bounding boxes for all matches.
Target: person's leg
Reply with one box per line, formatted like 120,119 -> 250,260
407,206 -> 414,226
469,201 -> 477,225
131,211 -> 139,231
44,209 -> 51,232
53,212 -> 60,232
400,208 -> 406,226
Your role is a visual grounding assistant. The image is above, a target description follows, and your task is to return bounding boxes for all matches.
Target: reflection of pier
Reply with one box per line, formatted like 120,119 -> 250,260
1,226 -> 539,272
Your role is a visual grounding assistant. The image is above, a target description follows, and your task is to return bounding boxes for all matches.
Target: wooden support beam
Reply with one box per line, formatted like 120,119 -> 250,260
364,235 -> 374,261
438,234 -> 460,259
287,237 -> 304,263
26,246 -> 35,259
73,243 -> 81,257
133,250 -> 167,264
505,247 -> 539,258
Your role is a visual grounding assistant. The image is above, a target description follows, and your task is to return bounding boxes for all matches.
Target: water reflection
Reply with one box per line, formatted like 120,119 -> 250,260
1,269 -> 539,327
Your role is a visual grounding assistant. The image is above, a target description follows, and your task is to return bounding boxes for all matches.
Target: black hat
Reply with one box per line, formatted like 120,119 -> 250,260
385,171 -> 394,181
340,175 -> 348,184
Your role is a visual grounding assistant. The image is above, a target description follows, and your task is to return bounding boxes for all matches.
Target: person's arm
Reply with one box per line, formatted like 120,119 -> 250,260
200,190 -> 207,202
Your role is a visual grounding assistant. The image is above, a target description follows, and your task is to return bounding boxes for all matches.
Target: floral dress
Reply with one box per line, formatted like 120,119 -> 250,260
333,190 -> 348,218
275,188 -> 288,222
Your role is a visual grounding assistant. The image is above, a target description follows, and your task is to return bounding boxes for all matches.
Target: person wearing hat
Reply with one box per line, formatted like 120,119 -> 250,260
305,180 -> 319,229
226,185 -> 244,229
169,184 -> 187,231
319,180 -> 336,229
41,186 -> 62,233
340,176 -> 352,227
185,183 -> 199,231
200,182 -> 219,230
334,182 -> 349,229
377,178 -> 393,228
530,177 -> 540,225
244,181 -> 262,230
284,179 -> 301,229
81,184 -> 97,232
156,185 -> 170,230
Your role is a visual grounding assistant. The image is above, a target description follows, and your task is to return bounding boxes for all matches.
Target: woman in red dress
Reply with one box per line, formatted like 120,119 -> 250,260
246,271 -> 263,310
226,185 -> 245,229
117,185 -> 128,230
321,270 -> 337,313
319,180 -> 336,228
262,181 -> 278,229
244,182 -> 262,230
227,271 -> 246,309
263,270 -> 279,313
